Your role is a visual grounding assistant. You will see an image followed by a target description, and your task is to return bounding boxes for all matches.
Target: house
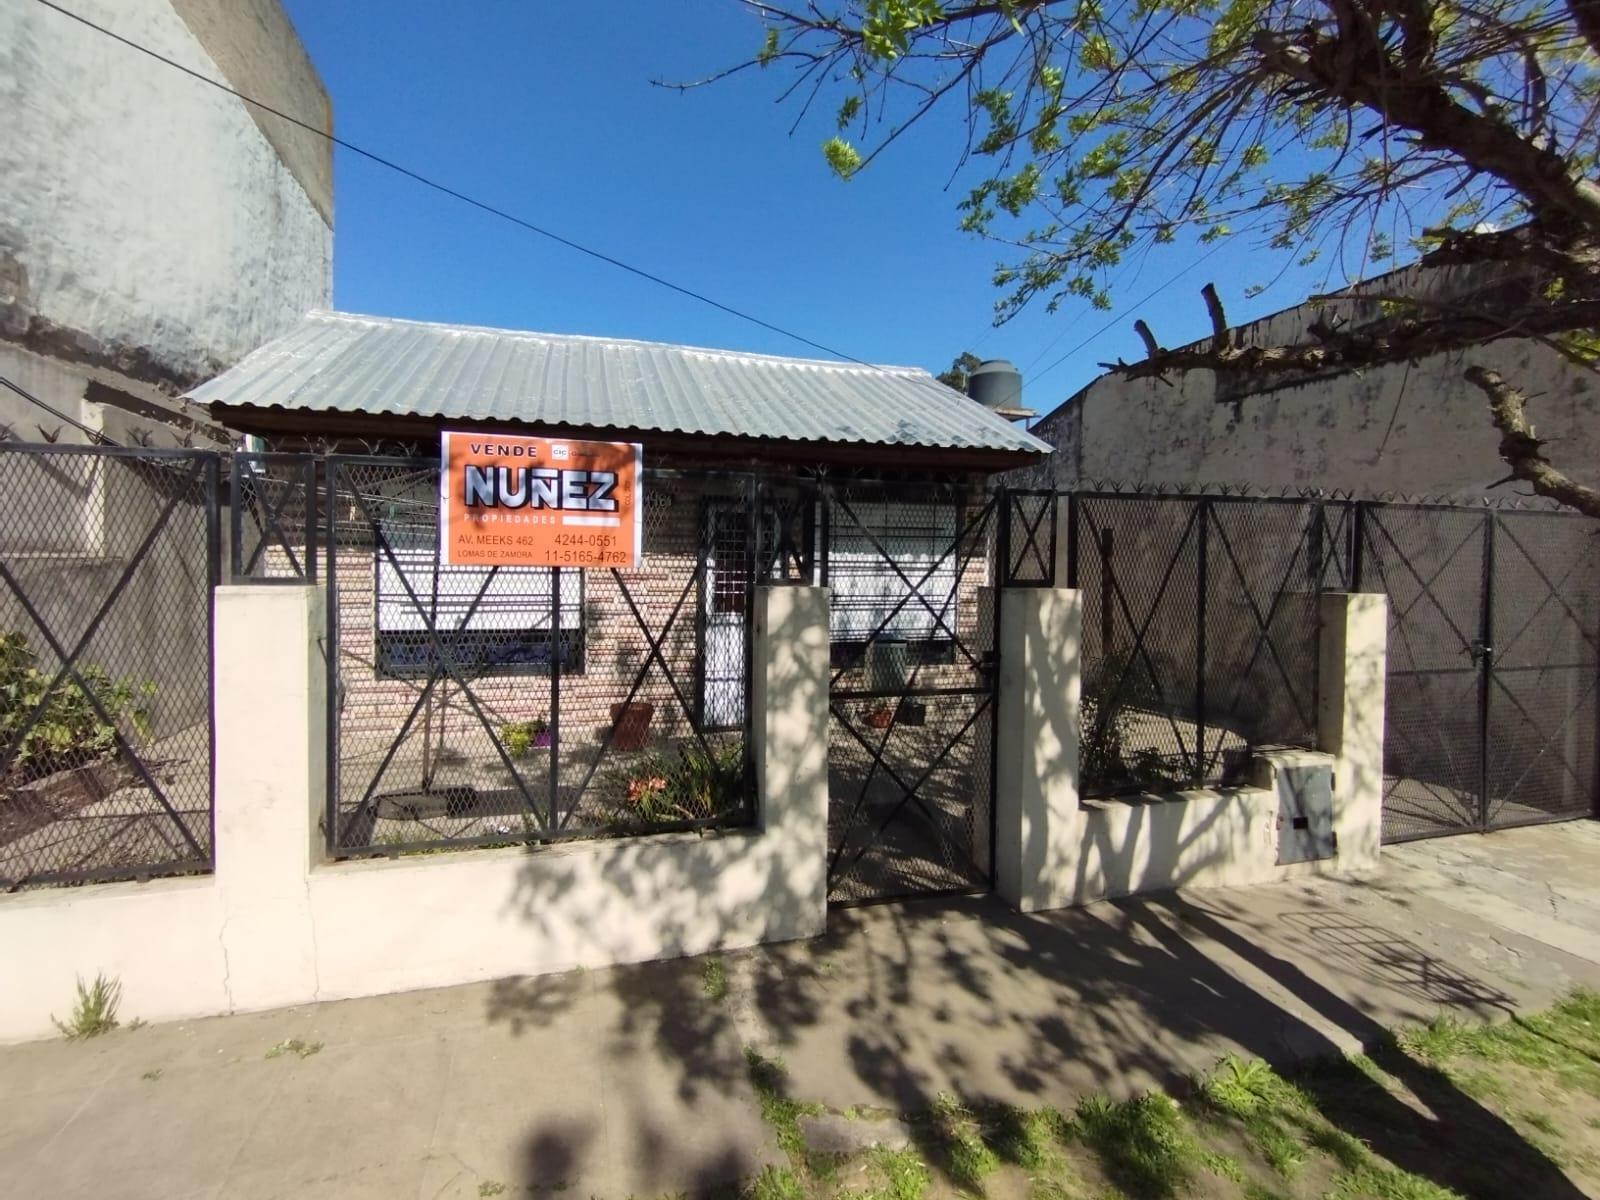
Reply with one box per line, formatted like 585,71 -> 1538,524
1019,260 -> 1600,497
188,309 -> 1049,874
1,0 -> 331,447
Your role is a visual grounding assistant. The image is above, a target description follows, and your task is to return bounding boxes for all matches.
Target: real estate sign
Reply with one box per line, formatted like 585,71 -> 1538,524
439,430 -> 643,568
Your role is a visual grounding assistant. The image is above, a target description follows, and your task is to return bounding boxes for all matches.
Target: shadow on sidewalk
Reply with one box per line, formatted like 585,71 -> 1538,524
488,885 -> 1583,1196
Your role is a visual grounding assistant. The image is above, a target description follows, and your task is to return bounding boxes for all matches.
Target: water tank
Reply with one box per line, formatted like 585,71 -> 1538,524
966,359 -> 1025,414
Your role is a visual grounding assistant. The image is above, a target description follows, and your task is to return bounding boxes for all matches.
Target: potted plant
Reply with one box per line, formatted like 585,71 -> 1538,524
499,717 -> 551,758
610,701 -> 655,751
0,633 -> 153,841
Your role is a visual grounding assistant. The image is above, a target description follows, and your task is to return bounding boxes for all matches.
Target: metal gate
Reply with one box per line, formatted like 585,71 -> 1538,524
820,480 -> 1000,904
1356,503 -> 1599,841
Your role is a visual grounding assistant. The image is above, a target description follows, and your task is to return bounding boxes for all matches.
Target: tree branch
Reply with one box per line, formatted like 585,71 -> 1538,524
1464,365 -> 1600,516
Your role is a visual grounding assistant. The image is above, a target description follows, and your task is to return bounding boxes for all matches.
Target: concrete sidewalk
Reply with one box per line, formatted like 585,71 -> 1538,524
4,822 -> 1599,1199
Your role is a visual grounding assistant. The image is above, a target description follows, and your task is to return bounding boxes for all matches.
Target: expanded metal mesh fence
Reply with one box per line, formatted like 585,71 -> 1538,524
324,458 -> 757,855
1068,494 -> 1332,798
1357,503 -> 1600,841
230,453 -> 317,582
819,480 -> 998,904
1487,511 -> 1599,829
0,446 -> 218,888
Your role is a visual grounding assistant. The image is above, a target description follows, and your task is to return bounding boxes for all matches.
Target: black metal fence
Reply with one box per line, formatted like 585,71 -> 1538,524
5,437 -> 1591,890
0,445 -> 219,888
1355,502 -> 1599,841
322,457 -> 759,856
817,479 -> 999,904
1064,492 -> 1335,798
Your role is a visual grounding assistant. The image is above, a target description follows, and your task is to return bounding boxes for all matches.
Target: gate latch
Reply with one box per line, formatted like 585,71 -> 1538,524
1467,640 -> 1494,663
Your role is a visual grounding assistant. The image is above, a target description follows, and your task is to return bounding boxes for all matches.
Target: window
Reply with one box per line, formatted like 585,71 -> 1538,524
826,499 -> 960,666
374,543 -> 584,677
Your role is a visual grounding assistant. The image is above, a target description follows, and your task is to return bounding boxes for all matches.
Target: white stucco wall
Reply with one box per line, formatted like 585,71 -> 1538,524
0,0 -> 331,388
1025,265 -> 1600,497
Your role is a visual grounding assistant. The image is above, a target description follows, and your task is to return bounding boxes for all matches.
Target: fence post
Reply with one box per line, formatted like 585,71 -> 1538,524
1195,499 -> 1209,784
213,584 -> 327,1011
1317,591 -> 1388,872
752,585 -> 830,936
994,586 -> 1083,912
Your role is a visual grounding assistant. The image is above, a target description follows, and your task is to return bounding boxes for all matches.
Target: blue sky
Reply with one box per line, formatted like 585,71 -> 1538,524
279,1 -> 1335,415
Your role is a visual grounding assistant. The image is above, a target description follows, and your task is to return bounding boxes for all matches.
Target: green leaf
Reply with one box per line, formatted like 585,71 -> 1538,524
822,137 -> 863,180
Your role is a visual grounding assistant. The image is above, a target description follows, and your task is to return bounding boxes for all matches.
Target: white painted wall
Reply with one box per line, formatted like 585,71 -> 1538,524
0,0 -> 331,388
992,587 -> 1387,910
1024,266 -> 1600,498
0,584 -> 831,1044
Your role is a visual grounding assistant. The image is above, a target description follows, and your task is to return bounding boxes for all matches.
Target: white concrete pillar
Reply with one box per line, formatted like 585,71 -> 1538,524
213,584 -> 326,1010
994,587 -> 1084,912
1318,592 -> 1388,872
752,585 -> 830,936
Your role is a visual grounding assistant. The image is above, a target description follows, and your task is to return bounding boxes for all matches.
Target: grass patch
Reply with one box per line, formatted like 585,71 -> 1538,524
704,957 -> 729,1002
1073,1092 -> 1195,1200
1328,1163 -> 1463,1199
746,1048 -> 823,1162
1197,1057 -> 1312,1177
476,1183 -> 506,1198
265,1037 -> 323,1060
139,1068 -> 162,1082
842,1147 -> 930,1200
923,1093 -> 1000,1190
1197,1147 -> 1247,1182
988,1104 -> 1068,1170
748,1164 -> 807,1200
52,973 -> 121,1040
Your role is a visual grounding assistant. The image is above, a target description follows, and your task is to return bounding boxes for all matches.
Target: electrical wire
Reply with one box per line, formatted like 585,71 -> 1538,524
1029,241 -> 1229,388
31,0 -> 870,365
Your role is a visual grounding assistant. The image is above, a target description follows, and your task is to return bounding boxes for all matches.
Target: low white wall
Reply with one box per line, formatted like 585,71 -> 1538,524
1075,788 -> 1280,901
992,587 -> 1388,911
0,878 -> 226,1041
0,584 -> 829,1043
0,581 -> 1381,1041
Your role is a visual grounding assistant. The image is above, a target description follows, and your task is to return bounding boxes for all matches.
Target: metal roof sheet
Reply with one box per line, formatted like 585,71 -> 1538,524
186,310 -> 1050,456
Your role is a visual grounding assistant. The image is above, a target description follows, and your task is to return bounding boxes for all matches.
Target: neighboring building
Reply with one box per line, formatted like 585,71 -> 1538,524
0,0 -> 332,446
1021,261 -> 1600,496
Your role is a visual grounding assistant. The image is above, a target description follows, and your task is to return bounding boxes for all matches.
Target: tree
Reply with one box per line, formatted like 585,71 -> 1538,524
936,350 -> 985,390
693,0 -> 1600,514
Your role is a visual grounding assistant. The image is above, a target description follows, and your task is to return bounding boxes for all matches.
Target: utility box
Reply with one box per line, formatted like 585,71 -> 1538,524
1250,748 -> 1337,866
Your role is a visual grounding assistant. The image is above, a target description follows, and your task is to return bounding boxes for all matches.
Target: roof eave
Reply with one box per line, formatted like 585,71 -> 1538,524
211,403 -> 1048,474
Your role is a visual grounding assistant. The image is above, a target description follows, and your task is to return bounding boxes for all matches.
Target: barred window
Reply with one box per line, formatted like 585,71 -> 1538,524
827,500 -> 959,651
374,542 -> 584,676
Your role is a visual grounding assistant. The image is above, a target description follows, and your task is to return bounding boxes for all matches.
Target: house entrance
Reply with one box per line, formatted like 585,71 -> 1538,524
819,481 -> 1000,904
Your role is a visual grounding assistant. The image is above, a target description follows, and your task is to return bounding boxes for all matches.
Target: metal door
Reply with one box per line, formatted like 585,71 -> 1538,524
821,482 -> 999,904
1483,511 -> 1599,829
1357,504 -> 1490,841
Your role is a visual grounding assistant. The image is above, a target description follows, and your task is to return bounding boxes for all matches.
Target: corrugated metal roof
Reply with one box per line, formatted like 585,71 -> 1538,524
187,310 -> 1050,456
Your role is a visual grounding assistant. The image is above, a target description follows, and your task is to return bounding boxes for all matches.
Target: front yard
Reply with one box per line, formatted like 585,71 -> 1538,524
741,990 -> 1600,1200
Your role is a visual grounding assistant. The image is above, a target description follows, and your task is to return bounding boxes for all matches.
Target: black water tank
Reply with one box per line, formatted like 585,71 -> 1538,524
966,359 -> 1023,412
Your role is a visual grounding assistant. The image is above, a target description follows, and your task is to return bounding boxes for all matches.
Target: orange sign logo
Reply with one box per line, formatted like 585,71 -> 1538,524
439,431 -> 643,568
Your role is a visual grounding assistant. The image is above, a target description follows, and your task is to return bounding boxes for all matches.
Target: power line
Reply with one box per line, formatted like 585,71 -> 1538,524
32,0 -> 870,365
1029,241 -> 1228,389
0,374 -> 119,445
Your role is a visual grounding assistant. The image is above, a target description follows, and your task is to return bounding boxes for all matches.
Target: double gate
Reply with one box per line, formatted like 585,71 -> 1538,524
1356,504 -> 1600,841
